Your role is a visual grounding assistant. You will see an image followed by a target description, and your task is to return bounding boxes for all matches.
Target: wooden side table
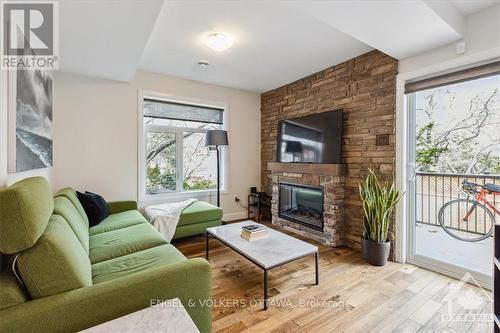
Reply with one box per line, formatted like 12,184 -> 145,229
248,193 -> 271,223
248,193 -> 261,222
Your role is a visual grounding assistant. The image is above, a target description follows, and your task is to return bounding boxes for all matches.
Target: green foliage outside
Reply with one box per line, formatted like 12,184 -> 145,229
416,122 -> 448,172
147,165 -> 175,193
183,178 -> 216,190
147,165 -> 216,193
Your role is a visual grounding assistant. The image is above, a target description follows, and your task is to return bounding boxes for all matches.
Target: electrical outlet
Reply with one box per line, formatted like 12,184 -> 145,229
234,197 -> 240,202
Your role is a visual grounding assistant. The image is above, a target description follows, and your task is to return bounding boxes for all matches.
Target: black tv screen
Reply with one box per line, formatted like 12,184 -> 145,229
277,110 -> 343,164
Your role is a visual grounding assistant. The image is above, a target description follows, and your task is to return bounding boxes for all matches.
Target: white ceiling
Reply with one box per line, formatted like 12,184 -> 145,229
58,1 -> 163,82
288,0 -> 464,60
139,1 -> 373,92
58,0 -> 500,92
450,0 -> 500,15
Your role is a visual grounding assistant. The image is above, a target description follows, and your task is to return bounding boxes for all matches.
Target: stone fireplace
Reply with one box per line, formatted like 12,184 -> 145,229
269,162 -> 346,246
261,50 -> 397,250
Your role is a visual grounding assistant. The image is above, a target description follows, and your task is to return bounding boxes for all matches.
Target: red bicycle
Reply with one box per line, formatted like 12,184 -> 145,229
438,180 -> 500,242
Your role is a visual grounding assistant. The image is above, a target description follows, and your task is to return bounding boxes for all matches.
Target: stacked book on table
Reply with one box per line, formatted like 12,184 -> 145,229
241,224 -> 269,241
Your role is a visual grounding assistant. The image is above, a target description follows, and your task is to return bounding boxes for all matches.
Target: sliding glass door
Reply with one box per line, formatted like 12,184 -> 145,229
406,72 -> 499,287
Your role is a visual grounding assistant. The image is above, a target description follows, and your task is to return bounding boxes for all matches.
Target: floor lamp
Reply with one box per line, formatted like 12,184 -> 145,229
206,130 -> 228,207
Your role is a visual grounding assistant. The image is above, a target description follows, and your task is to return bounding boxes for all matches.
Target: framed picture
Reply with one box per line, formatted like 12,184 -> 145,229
7,69 -> 53,172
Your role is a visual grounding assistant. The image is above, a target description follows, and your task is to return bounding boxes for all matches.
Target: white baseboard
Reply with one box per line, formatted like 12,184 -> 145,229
223,211 -> 248,222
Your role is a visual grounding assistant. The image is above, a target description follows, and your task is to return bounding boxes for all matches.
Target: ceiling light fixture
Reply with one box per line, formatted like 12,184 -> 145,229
203,32 -> 234,52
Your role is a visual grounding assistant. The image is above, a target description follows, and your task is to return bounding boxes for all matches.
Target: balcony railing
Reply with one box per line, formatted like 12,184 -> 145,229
416,172 -> 500,233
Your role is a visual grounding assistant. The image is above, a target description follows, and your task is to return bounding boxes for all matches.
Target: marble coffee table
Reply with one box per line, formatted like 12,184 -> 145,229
81,298 -> 199,333
206,221 -> 319,310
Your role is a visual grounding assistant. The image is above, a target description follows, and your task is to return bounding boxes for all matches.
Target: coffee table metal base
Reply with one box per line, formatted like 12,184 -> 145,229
205,232 -> 319,310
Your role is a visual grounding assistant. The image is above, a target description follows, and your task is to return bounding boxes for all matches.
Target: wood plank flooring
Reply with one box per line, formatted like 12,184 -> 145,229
173,222 -> 493,333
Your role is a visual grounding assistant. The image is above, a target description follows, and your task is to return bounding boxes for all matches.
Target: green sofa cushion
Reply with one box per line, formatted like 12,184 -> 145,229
91,244 -> 186,284
89,224 -> 167,264
17,214 -> 92,299
89,210 -> 148,236
54,187 -> 89,226
0,270 -> 28,310
54,197 -> 89,253
178,201 -> 223,227
0,177 -> 54,254
173,219 -> 222,240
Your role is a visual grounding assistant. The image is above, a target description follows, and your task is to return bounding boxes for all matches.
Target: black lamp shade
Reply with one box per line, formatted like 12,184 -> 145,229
206,130 -> 228,146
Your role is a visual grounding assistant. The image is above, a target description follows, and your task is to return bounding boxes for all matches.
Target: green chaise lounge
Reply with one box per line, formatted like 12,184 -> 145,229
0,177 -> 212,333
173,201 -> 223,240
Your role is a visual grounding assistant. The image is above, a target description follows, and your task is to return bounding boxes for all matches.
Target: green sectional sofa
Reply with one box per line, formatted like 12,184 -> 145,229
0,177 -> 212,333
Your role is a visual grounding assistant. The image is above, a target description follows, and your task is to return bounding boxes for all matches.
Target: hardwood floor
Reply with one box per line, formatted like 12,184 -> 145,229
173,222 -> 493,333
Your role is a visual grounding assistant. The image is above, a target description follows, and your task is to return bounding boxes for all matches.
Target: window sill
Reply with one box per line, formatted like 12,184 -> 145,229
139,189 -> 228,205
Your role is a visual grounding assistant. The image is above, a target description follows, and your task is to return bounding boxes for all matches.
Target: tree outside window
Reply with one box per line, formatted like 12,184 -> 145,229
415,75 -> 500,175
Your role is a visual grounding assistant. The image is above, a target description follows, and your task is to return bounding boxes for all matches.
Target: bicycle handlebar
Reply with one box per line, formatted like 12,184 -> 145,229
461,180 -> 485,188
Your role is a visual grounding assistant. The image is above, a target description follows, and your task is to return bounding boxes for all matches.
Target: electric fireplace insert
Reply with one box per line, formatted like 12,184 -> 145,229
278,182 -> 324,231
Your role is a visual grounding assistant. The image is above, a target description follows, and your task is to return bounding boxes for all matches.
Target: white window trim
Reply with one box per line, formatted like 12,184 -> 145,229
137,90 -> 229,203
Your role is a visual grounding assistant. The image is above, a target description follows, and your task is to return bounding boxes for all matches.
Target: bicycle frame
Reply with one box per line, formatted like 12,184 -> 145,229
464,188 -> 500,220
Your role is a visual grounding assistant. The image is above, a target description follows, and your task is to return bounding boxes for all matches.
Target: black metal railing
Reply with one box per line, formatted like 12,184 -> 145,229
416,172 -> 500,232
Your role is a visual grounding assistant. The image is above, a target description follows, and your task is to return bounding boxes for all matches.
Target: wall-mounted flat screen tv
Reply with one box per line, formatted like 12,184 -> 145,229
277,110 -> 343,164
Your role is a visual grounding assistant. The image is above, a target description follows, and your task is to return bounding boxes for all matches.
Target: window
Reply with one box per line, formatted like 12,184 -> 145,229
406,71 -> 500,175
140,95 -> 226,198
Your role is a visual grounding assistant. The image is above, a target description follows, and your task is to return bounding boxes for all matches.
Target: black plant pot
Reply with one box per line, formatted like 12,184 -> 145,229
361,237 -> 390,266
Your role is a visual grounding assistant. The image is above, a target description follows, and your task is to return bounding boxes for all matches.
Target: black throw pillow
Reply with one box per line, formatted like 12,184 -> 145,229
76,191 -> 110,227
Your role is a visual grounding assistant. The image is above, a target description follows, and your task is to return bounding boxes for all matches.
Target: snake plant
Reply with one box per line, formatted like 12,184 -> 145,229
359,169 -> 401,243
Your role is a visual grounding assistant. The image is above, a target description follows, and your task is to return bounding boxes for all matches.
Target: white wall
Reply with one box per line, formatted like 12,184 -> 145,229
49,70 -> 261,220
394,4 -> 500,263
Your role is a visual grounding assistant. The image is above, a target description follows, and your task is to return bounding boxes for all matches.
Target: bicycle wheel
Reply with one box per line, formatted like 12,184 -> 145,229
438,199 -> 494,242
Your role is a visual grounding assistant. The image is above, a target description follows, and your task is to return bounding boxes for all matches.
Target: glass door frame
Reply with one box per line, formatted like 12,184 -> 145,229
405,93 -> 493,290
